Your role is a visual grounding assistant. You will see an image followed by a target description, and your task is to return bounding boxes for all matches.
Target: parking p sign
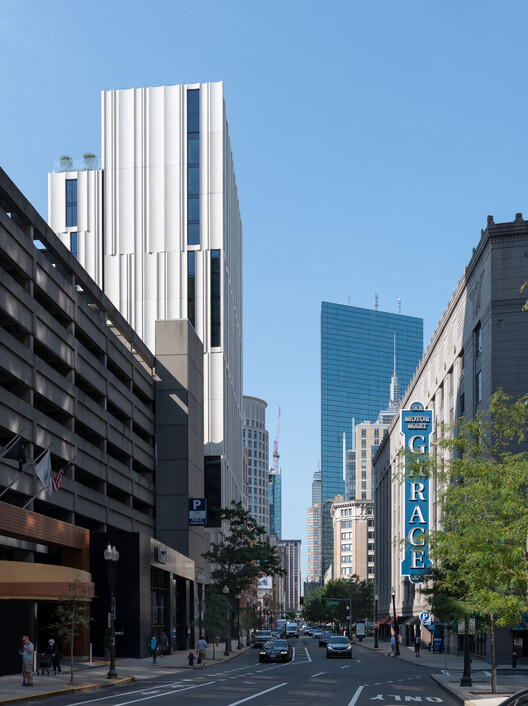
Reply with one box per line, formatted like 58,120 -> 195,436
420,611 -> 431,625
189,498 -> 206,525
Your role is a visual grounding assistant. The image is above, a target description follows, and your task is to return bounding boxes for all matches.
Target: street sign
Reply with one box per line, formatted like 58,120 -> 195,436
189,498 -> 206,525
420,611 -> 431,625
374,622 -> 380,629
327,600 -> 339,606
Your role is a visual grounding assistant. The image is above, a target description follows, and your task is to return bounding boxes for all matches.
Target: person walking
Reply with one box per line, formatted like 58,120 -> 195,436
44,639 -> 62,674
159,632 -> 168,657
414,634 -> 421,657
20,635 -> 34,686
197,635 -> 207,668
149,636 -> 158,664
388,633 -> 397,657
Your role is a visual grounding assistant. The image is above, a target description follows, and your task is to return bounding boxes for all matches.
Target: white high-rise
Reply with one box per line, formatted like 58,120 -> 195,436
48,82 -> 243,553
242,396 -> 269,532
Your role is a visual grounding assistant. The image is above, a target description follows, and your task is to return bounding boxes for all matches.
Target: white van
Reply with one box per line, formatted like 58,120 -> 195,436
285,622 -> 299,638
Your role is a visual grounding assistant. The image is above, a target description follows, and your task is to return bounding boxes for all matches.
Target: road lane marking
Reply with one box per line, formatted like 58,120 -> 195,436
305,647 -> 312,662
80,680 -> 218,706
227,682 -> 288,705
348,685 -> 365,706
311,671 -> 326,677
340,665 -> 350,669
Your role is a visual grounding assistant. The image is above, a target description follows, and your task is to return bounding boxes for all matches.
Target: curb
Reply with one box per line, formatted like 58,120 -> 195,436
0,676 -> 135,705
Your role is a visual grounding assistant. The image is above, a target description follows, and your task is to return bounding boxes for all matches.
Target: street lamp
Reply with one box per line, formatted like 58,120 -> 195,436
236,595 -> 242,649
374,593 -> 379,649
103,544 -> 119,679
246,598 -> 250,647
223,585 -> 230,656
252,599 -> 256,633
196,572 -> 204,641
391,587 -> 400,656
460,619 -> 473,687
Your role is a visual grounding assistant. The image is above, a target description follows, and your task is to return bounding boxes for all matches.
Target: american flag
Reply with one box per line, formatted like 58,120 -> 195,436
52,459 -> 73,493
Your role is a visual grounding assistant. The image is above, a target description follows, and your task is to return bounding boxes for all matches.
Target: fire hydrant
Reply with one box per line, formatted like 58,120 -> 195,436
188,651 -> 195,666
512,650 -> 518,669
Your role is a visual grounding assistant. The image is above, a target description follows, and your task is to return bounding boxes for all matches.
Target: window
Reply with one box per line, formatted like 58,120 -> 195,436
475,370 -> 482,405
66,179 -> 77,227
361,440 -> 366,448
361,429 -> 366,437
187,89 -> 200,245
210,250 -> 221,347
474,323 -> 482,359
70,232 -> 78,259
187,251 -> 196,328
374,429 -> 379,438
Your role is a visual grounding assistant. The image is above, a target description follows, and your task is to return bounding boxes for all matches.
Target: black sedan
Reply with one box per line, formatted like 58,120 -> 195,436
319,631 -> 337,647
258,639 -> 293,663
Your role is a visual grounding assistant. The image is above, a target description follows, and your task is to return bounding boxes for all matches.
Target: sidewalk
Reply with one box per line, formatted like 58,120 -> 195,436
355,636 -> 528,706
0,642 -> 251,705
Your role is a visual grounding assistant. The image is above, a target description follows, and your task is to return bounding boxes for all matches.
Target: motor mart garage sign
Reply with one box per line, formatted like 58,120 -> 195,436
400,402 -> 434,583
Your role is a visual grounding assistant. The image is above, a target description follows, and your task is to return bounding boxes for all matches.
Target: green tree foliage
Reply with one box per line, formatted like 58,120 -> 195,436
403,389 -> 528,692
48,580 -> 93,684
302,576 -> 373,628
202,585 -> 231,656
202,501 -> 285,595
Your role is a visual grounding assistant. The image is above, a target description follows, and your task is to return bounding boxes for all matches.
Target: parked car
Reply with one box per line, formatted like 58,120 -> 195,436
326,635 -> 352,658
252,630 -> 273,648
319,631 -> 336,647
498,690 -> 528,706
258,639 -> 293,663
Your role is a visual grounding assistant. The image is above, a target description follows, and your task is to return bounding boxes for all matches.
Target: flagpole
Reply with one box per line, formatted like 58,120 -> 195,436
0,445 -> 52,499
0,429 -> 25,458
23,451 -> 73,508
22,488 -> 45,510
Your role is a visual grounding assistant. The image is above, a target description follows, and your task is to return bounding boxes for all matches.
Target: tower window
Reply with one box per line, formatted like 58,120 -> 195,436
66,179 -> 77,227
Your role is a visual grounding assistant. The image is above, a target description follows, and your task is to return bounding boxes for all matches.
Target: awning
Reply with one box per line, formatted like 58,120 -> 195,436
378,616 -> 393,625
403,616 -> 421,626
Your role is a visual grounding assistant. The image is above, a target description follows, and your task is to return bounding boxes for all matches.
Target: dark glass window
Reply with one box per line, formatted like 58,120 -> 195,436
66,179 -> 77,227
211,250 -> 221,347
187,251 -> 196,328
475,371 -> 482,405
205,455 -> 221,527
187,89 -> 199,246
70,232 -> 78,259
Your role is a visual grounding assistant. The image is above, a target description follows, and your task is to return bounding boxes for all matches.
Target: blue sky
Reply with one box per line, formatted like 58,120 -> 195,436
2,0 -> 528,579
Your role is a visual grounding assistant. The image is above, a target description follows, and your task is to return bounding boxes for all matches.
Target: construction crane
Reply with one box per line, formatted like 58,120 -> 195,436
272,406 -> 281,473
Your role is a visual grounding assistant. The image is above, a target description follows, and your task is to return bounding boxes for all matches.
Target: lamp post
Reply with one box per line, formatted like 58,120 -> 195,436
236,595 -> 242,649
460,619 -> 473,687
391,587 -> 400,656
196,572 -> 204,640
103,544 -> 119,679
374,593 -> 379,649
252,599 -> 256,633
246,598 -> 250,647
223,585 -> 230,656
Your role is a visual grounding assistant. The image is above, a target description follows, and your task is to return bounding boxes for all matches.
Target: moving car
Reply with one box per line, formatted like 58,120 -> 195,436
326,635 -> 353,658
319,631 -> 336,647
286,622 -> 299,638
252,630 -> 273,648
259,639 -> 293,663
498,690 -> 528,706
312,629 -> 323,639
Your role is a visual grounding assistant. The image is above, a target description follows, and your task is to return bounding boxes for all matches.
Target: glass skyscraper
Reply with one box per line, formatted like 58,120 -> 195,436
320,302 -> 423,575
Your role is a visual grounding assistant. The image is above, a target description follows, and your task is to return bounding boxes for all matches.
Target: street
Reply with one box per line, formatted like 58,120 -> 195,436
24,638 -> 459,706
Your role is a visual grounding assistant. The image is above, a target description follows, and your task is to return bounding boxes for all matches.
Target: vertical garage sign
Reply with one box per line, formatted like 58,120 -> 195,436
400,401 -> 433,582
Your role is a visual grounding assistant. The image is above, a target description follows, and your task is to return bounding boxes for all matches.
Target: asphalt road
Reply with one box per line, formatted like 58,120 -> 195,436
26,637 -> 460,706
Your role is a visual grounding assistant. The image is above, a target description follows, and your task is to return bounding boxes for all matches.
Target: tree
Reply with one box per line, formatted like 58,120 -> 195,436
302,576 -> 373,630
48,580 -> 93,684
201,586 -> 231,660
202,502 -> 285,595
403,389 -> 528,692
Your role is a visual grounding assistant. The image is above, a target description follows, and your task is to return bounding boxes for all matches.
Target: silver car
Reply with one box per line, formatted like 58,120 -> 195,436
326,635 -> 352,658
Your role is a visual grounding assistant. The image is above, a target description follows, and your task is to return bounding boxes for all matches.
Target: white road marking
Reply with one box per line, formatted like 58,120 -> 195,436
348,685 -> 365,706
227,682 -> 288,705
84,680 -> 217,706
341,665 -> 350,669
311,671 -> 326,677
304,647 -> 312,662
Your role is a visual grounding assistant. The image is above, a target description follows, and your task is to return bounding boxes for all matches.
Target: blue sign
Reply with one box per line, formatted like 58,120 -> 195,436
189,498 -> 206,526
401,402 -> 433,582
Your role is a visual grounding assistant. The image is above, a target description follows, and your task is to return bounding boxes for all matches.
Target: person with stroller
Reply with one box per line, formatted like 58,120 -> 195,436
43,639 -> 62,674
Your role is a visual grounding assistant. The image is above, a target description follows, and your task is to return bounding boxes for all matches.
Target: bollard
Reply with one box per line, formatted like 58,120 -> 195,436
188,651 -> 195,666
512,651 -> 518,669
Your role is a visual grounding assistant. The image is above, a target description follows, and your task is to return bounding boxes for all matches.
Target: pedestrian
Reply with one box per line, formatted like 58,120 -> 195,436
388,633 -> 397,657
159,632 -> 168,657
20,635 -> 34,686
197,635 -> 208,668
414,634 -> 421,657
149,636 -> 158,664
43,639 -> 62,674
